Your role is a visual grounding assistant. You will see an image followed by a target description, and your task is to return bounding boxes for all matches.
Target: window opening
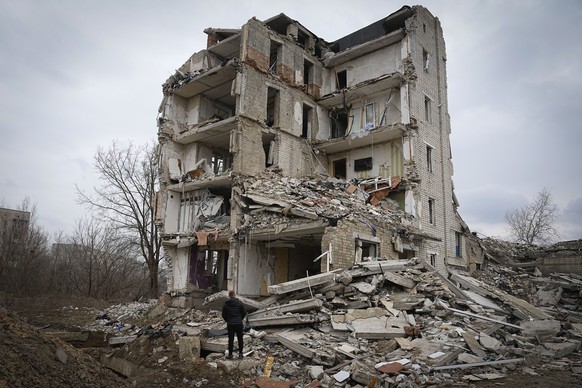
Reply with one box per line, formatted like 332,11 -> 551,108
297,30 -> 308,47
428,198 -> 435,224
355,239 -> 379,263
302,104 -> 312,138
269,40 -> 282,74
428,253 -> 436,267
426,145 -> 433,173
336,70 -> 347,89
303,59 -> 313,88
364,103 -> 375,129
211,152 -> 231,174
333,159 -> 347,179
354,157 -> 372,172
266,87 -> 279,127
455,232 -> 463,257
424,96 -> 432,123
422,49 -> 430,72
331,109 -> 348,138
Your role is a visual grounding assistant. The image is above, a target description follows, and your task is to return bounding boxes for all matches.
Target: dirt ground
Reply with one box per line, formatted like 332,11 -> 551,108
1,297 -> 581,387
0,297 -> 245,388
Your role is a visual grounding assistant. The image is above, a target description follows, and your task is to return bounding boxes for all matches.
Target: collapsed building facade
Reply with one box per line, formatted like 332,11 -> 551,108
156,5 -> 484,301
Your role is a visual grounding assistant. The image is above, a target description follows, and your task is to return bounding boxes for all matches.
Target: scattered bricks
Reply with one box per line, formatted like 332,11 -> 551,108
377,362 -> 404,375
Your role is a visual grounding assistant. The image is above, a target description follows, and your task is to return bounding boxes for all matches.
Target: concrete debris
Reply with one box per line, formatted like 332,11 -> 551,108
70,257 -> 581,387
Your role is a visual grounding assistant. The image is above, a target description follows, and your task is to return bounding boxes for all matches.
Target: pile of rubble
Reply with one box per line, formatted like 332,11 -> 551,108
233,171 -> 415,236
90,258 -> 581,387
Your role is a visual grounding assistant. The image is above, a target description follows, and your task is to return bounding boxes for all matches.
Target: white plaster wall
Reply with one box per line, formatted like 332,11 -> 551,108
186,95 -> 202,126
172,247 -> 189,290
316,105 -> 332,140
345,143 -> 392,180
335,44 -> 401,87
164,191 -> 181,234
183,143 -> 212,173
164,95 -> 188,134
236,241 -> 275,297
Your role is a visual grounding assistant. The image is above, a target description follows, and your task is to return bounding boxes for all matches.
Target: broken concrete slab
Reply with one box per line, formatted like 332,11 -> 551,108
350,315 -> 408,339
451,273 -> 551,320
479,332 -> 502,351
100,355 -> 147,378
179,336 -> 201,360
431,358 -> 524,371
108,335 -> 137,346
461,332 -> 486,358
45,331 -> 89,343
542,340 -> 581,358
267,271 -> 339,295
203,290 -> 263,311
246,298 -> 323,320
521,319 -> 561,341
381,271 -> 416,289
458,352 -> 483,364
248,314 -> 320,328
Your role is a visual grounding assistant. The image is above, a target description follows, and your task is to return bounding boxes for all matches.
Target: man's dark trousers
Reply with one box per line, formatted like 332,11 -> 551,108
227,323 -> 244,356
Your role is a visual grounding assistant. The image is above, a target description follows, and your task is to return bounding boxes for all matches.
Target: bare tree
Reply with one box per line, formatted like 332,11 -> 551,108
0,198 -> 50,296
77,141 -> 162,297
505,187 -> 560,245
51,218 -> 151,300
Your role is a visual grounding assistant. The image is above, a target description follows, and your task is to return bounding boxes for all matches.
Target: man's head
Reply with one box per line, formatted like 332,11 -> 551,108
228,290 -> 235,298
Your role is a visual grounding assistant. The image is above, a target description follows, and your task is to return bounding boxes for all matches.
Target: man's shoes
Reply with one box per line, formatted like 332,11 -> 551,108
238,353 -> 243,359
227,353 -> 233,359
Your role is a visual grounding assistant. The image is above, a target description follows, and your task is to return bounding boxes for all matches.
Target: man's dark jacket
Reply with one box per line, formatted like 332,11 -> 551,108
222,297 -> 246,325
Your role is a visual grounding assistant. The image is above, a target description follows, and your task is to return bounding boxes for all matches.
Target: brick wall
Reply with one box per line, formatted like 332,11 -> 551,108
404,6 -> 461,273
320,219 -> 399,272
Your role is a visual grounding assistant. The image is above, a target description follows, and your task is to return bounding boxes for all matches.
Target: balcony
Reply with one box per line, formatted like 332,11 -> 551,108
173,59 -> 238,101
175,116 -> 236,149
315,123 -> 405,154
317,72 -> 404,109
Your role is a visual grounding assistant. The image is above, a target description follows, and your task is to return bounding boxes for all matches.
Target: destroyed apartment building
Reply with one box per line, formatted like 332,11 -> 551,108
155,5 -> 484,302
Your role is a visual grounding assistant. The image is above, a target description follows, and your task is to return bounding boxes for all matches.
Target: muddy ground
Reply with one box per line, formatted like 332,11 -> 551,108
1,296 -> 581,387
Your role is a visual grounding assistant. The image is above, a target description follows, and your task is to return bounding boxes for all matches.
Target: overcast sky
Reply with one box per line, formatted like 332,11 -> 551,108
1,0 -> 581,242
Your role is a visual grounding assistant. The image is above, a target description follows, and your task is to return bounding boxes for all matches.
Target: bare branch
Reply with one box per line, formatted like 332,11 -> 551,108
505,187 -> 560,246
76,141 -> 163,297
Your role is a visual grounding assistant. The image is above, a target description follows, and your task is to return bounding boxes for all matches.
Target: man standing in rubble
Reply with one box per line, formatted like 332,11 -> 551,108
222,290 -> 246,359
